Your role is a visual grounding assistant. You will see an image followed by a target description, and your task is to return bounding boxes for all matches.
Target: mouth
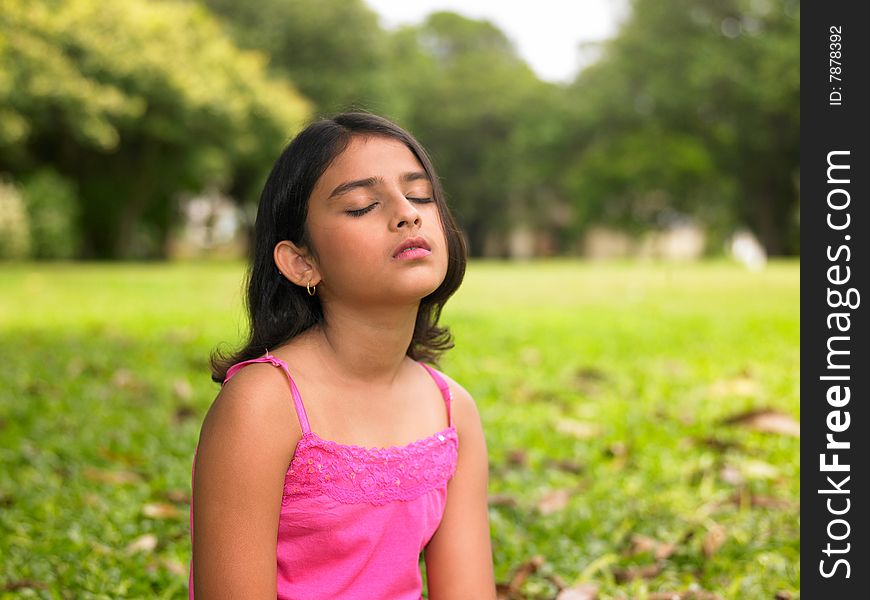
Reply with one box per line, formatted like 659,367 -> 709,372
392,236 -> 432,259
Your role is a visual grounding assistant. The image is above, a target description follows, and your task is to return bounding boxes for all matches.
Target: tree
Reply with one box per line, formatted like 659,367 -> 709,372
560,0 -> 800,255
392,12 -> 557,256
197,0 -> 395,117
0,0 -> 310,258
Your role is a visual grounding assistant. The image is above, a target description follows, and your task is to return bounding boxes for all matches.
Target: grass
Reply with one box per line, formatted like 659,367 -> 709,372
0,258 -> 800,599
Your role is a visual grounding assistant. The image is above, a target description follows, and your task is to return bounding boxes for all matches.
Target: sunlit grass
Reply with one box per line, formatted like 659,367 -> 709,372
0,258 -> 799,598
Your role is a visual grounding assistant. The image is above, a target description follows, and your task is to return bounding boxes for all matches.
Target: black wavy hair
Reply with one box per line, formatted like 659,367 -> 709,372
209,112 -> 468,383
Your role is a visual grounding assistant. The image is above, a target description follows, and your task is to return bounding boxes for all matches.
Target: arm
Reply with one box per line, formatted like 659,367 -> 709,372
192,364 -> 300,599
424,376 -> 496,600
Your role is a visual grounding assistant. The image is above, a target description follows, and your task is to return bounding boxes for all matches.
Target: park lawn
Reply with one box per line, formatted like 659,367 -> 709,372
0,259 -> 799,599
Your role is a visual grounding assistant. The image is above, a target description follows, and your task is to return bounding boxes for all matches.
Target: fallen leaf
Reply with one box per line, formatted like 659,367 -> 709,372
536,488 -> 571,515
488,494 -> 519,508
647,591 -> 722,600
161,557 -> 188,577
625,534 -> 677,560
702,523 -> 727,558
722,490 -> 794,510
498,555 -> 545,598
83,467 -> 142,485
143,502 -> 182,520
126,533 -> 158,554
166,488 -> 189,503
720,409 -> 800,437
696,437 -> 743,453
556,419 -> 600,440
173,378 -> 193,401
507,449 -> 528,467
613,562 -> 662,583
556,583 -> 598,600
174,405 -> 197,423
545,458 -> 585,474
112,368 -> 137,389
709,375 -> 760,398
572,366 -> 608,394
1,580 -> 49,592
604,442 -> 628,458
719,465 -> 743,486
739,459 -> 780,480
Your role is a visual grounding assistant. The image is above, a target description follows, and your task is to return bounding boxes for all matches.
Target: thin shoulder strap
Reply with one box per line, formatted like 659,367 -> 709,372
419,362 -> 453,428
222,351 -> 311,434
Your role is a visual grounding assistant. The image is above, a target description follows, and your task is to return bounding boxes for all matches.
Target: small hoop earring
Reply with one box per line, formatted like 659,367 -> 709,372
307,281 -> 316,296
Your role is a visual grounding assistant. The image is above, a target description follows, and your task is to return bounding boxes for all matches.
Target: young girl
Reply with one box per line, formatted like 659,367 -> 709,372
188,112 -> 496,599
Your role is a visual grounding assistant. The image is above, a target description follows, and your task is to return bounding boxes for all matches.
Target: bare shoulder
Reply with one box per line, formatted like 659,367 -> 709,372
192,362 -> 301,597
202,362 -> 302,456
433,369 -> 483,436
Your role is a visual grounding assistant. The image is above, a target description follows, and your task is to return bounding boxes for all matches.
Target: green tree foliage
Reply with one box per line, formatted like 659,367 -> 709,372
560,0 -> 800,255
197,0 -> 395,116
393,12 -> 557,256
0,178 -> 30,259
0,0 -> 310,258
21,169 -> 80,259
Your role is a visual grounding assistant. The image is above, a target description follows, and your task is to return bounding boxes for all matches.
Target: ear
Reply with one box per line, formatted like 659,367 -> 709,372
274,240 -> 323,287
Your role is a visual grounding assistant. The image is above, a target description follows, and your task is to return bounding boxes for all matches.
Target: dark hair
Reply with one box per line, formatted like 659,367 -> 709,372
209,112 -> 468,383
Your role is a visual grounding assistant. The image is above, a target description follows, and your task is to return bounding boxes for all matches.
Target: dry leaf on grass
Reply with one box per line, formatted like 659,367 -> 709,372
172,378 -> 193,401
545,458 -> 585,474
507,449 -> 528,467
165,488 -> 189,503
702,523 -> 727,558
143,502 -> 183,520
695,436 -> 744,453
488,494 -> 519,508
626,534 -> 677,560
556,419 -> 601,440
83,467 -> 142,485
613,562 -> 663,583
646,591 -> 722,600
708,375 -> 760,398
174,405 -> 197,423
496,555 -> 546,599
573,366 -> 608,395
536,488 -> 572,515
720,409 -> 800,437
126,533 -> 158,554
556,583 -> 599,600
722,490 -> 794,510
160,557 -> 188,577
2,580 -> 49,592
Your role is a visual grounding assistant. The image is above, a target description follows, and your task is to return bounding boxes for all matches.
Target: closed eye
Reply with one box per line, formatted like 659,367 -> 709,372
346,203 -> 377,217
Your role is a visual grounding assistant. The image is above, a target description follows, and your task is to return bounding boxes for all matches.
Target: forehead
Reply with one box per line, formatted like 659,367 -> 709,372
312,135 -> 427,196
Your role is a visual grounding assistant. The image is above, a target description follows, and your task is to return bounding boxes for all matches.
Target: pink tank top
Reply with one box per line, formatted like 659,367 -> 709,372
188,352 -> 458,599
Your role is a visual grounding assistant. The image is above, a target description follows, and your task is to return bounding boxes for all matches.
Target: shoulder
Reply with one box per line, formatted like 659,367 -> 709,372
192,361 -> 299,596
199,361 -> 301,467
432,369 -> 485,443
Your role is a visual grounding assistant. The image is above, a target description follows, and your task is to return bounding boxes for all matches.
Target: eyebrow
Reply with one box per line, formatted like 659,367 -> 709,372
327,171 -> 430,201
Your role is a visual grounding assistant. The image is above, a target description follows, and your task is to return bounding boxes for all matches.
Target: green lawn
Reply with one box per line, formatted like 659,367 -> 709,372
0,259 -> 800,599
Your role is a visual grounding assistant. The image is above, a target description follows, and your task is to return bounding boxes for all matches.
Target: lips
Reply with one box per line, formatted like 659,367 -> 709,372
392,236 -> 431,258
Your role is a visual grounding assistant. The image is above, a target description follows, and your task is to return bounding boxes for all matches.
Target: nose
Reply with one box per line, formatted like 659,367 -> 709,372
393,194 -> 422,230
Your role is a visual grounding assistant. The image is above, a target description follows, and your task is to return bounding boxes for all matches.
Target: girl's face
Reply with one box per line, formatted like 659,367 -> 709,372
303,135 -> 449,307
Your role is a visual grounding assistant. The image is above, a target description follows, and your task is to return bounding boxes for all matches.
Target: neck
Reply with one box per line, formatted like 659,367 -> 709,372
309,301 -> 421,387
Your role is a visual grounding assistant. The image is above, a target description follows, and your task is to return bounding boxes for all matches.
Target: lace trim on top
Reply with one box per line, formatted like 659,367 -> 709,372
283,426 -> 458,506
222,352 -> 458,507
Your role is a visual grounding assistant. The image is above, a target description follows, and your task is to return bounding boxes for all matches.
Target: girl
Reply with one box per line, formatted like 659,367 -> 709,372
188,112 -> 496,599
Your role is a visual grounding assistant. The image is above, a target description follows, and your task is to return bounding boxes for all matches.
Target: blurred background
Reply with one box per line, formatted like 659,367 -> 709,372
0,1 -> 799,598
0,0 -> 798,264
